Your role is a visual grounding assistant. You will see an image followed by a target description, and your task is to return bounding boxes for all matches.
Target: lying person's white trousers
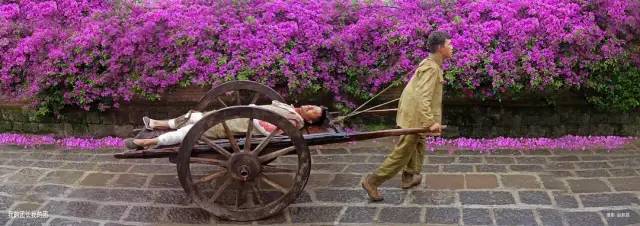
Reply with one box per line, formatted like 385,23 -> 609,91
156,112 -> 204,146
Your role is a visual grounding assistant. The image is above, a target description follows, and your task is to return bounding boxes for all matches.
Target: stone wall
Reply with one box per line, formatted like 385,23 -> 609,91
0,87 -> 638,138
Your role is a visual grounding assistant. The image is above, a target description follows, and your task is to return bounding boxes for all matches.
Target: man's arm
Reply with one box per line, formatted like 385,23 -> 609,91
414,67 -> 438,128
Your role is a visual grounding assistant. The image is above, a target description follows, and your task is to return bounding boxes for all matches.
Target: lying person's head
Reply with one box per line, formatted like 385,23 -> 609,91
297,105 -> 328,126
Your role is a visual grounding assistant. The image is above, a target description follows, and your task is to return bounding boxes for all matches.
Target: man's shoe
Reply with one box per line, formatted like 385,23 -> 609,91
361,175 -> 383,201
401,172 -> 422,189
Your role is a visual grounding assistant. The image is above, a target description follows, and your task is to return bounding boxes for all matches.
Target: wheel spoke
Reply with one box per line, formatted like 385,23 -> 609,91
261,174 -> 288,194
216,97 -> 227,107
190,157 -> 226,167
235,91 -> 241,105
251,182 -> 264,205
244,118 -> 254,152
250,92 -> 261,105
210,177 -> 232,202
253,129 -> 281,156
235,184 -> 246,209
262,165 -> 295,173
221,121 -> 241,153
195,170 -> 227,185
258,146 -> 295,163
201,136 -> 232,158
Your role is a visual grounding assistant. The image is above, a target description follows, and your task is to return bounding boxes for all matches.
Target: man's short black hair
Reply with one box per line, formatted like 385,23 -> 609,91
309,106 -> 328,126
427,31 -> 451,53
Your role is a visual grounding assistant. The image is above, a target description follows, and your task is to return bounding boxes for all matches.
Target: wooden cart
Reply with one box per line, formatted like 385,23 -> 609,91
114,80 -> 440,221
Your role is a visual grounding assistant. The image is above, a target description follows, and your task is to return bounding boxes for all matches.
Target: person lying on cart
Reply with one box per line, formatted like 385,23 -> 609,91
124,101 -> 328,150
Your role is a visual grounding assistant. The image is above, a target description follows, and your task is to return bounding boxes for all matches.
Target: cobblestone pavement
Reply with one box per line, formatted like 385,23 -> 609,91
0,137 -> 639,226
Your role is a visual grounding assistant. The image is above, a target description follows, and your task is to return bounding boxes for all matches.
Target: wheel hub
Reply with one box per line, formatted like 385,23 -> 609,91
227,152 -> 261,181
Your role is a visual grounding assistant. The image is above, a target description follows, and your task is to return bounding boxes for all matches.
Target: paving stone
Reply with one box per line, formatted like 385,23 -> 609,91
501,175 -> 540,189
32,161 -> 65,169
4,159 -> 36,167
312,163 -> 346,172
8,168 -> 48,184
60,162 -> 96,170
315,189 -> 367,203
378,207 -> 421,223
425,174 -> 464,189
608,169 -> 639,177
551,156 -> 580,161
0,184 -> 33,195
459,191 -> 515,205
379,175 -> 402,188
94,205 -> 128,220
489,150 -> 522,155
339,207 -> 376,223
11,202 -> 41,211
350,147 -> 390,155
580,193 -> 640,207
112,174 -> 148,187
458,156 -> 483,163
518,191 -> 551,205
516,157 -> 547,164
32,184 -> 70,197
328,174 -> 362,187
62,201 -> 99,218
68,188 -> 155,202
26,152 -> 56,160
344,164 -> 379,173
129,164 -> 175,174
538,209 -> 563,226
0,212 -> 9,226
601,209 -> 640,226
10,217 -> 51,226
367,155 -> 387,163
104,224 -> 137,226
564,211 -> 605,226
609,160 -> 636,167
554,192 -> 579,208
567,179 -> 611,193
51,153 -> 94,162
462,208 -> 492,225
377,189 -> 408,205
475,164 -> 507,172
166,207 -> 211,224
581,156 -> 609,161
609,177 -> 640,191
442,164 -> 474,172
422,164 -> 440,173
312,155 -> 367,163
39,170 -> 84,184
539,175 -> 568,190
510,164 -> 544,172
41,200 -> 68,215
97,163 -> 133,173
290,206 -> 342,223
428,156 -> 455,164
577,162 -> 612,169
153,190 -> 190,206
494,209 -> 537,226
425,207 -> 459,224
318,147 -> 349,155
576,169 -> 611,177
149,175 -> 181,188
484,157 -> 515,164
549,170 -> 576,177
124,206 -> 165,222
0,195 -> 14,209
546,162 -> 576,170
465,174 -> 498,189
410,190 -> 455,205
80,173 -> 115,186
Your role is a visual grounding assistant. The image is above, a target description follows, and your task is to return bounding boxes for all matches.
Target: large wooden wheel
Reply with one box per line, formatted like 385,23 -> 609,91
176,106 -> 310,221
195,80 -> 284,112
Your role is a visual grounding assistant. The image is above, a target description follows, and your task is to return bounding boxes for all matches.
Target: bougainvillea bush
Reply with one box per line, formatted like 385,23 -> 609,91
1,0 -> 639,115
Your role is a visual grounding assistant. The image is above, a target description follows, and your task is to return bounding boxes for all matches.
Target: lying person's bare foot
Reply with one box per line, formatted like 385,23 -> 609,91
124,138 -> 159,150
143,116 -> 170,130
